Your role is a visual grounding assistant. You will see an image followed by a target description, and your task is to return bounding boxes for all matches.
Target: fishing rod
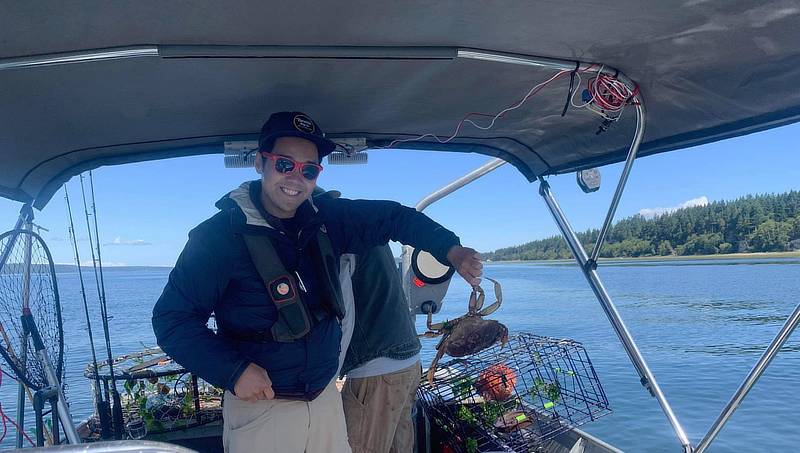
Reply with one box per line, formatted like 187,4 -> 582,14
64,185 -> 112,439
79,173 -> 124,439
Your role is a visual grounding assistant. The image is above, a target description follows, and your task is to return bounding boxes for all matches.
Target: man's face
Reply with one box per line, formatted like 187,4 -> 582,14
256,136 -> 320,219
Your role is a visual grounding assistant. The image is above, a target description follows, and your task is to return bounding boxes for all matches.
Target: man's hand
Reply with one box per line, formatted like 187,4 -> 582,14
446,245 -> 483,286
234,363 -> 275,402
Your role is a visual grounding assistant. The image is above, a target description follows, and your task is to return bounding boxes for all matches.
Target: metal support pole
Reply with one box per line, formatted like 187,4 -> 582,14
34,391 -> 45,447
51,393 -> 60,444
0,206 -> 31,271
22,310 -> 80,444
590,103 -> 646,263
694,302 -> 800,453
15,328 -> 29,448
33,388 -> 57,447
538,179 -> 692,452
15,217 -> 33,448
414,158 -> 506,212
191,374 -> 201,419
402,158 -> 506,300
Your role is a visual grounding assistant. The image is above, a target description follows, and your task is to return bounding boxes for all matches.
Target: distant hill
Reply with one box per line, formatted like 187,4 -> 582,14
484,191 -> 800,261
52,264 -> 171,273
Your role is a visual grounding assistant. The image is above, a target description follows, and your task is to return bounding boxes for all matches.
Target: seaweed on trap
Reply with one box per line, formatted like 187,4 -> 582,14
417,333 -> 611,453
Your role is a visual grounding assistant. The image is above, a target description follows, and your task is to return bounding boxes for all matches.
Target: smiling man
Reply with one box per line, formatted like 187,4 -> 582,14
152,111 -> 482,453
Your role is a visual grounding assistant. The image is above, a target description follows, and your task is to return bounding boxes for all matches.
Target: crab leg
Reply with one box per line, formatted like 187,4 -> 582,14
426,310 -> 448,331
468,284 -> 485,313
426,344 -> 448,384
478,278 -> 503,316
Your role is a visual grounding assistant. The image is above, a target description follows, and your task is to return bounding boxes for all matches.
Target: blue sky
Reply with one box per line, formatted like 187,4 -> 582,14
1,122 -> 798,266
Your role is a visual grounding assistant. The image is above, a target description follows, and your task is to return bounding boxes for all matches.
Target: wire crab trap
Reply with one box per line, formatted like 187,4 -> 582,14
417,333 -> 611,453
82,347 -> 223,441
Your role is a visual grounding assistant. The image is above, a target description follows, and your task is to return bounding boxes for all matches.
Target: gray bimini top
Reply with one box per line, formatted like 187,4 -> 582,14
1,1 -> 799,208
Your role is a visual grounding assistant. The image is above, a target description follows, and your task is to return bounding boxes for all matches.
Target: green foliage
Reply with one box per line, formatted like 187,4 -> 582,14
679,233 -> 723,255
456,405 -> 477,426
657,240 -> 674,256
749,219 -> 791,252
480,399 -> 517,425
465,437 -> 478,453
452,377 -> 475,400
531,377 -> 561,403
484,191 -> 800,260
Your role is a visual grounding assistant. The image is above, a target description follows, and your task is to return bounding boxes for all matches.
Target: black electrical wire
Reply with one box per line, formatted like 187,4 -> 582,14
561,61 -> 580,117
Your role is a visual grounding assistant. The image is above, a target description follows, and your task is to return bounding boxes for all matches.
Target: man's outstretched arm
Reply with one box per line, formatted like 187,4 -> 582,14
320,198 -> 483,285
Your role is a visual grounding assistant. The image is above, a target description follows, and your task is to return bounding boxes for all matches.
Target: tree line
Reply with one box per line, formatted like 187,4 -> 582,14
484,191 -> 800,261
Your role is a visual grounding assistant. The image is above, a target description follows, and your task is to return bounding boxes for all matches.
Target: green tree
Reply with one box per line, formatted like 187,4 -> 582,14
678,233 -> 723,255
487,191 -> 800,260
749,220 -> 791,252
789,214 -> 800,240
657,240 -> 674,256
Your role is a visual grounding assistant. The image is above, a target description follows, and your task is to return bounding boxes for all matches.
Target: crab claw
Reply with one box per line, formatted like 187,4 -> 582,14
468,285 -> 485,313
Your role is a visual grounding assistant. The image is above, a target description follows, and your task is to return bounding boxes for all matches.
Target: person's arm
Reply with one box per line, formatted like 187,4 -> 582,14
151,226 -> 250,392
320,198 -> 482,285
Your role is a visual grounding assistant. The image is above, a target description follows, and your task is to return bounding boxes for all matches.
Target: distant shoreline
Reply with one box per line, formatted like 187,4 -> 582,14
54,264 -> 172,272
50,251 -> 800,269
486,250 -> 800,264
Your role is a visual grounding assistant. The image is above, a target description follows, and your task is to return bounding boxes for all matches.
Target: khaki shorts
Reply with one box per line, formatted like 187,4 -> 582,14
223,380 -> 351,453
341,362 -> 421,453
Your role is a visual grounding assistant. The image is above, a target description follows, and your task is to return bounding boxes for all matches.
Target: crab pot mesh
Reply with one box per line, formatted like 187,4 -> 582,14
82,348 -> 223,441
417,333 -> 611,453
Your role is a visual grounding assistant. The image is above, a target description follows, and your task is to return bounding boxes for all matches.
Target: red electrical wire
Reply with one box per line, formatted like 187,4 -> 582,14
0,365 -> 35,447
385,64 -> 599,148
587,72 -> 640,111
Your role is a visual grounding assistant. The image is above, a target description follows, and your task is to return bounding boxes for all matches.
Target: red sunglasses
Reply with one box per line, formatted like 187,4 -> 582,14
260,152 -> 324,180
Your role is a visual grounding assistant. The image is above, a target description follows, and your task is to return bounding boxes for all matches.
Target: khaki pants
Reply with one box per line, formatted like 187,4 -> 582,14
341,362 -> 421,453
223,380 -> 351,453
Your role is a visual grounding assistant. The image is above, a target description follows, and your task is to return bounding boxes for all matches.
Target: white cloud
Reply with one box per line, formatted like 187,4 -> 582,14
639,196 -> 709,219
104,237 -> 151,246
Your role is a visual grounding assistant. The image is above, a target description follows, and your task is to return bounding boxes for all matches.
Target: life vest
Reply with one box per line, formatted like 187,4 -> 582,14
242,226 -> 345,342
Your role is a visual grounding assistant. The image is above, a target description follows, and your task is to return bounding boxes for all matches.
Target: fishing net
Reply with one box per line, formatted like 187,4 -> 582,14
83,348 -> 223,440
417,333 -> 611,453
0,229 -> 64,391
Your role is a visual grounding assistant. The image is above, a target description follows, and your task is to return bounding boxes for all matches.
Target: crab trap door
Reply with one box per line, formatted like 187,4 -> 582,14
404,247 -> 455,315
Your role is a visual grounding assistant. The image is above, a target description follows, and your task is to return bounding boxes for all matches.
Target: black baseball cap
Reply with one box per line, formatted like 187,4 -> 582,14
258,111 -> 337,159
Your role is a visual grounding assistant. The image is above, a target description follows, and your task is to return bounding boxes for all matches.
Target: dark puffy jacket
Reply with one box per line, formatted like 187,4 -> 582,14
340,245 -> 421,376
152,181 -> 459,397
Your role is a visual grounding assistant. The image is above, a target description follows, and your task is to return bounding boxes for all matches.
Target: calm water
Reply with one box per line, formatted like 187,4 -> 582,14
2,259 -> 799,452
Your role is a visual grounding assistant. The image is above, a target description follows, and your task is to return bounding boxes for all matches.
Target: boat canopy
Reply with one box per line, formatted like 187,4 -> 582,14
2,1 -> 799,208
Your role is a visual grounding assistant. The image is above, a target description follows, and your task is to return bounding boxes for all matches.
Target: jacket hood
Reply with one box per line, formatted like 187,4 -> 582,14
216,181 -> 272,228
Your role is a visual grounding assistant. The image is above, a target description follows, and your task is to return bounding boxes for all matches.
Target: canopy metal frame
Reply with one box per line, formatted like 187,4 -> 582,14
466,52 -> 692,451
2,42 -> 798,450
506,54 -> 800,453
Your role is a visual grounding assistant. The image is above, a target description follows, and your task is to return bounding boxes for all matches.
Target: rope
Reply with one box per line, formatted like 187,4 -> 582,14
0,323 -> 53,444
0,364 -> 35,447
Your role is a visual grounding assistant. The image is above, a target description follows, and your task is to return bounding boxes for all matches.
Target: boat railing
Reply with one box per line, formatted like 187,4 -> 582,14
30,440 -> 196,452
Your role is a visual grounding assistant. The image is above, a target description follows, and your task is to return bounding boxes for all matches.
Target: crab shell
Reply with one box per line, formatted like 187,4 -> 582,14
442,316 -> 509,357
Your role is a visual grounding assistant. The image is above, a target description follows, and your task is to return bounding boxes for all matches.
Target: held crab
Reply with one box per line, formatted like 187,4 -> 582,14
420,278 -> 509,384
